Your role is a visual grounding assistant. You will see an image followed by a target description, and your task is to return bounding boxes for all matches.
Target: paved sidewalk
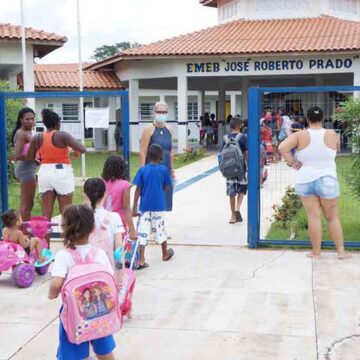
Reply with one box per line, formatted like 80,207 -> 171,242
1,155 -> 359,360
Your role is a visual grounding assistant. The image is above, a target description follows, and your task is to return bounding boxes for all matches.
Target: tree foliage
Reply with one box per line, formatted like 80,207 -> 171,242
0,81 -> 24,179
91,41 -> 142,62
334,97 -> 360,198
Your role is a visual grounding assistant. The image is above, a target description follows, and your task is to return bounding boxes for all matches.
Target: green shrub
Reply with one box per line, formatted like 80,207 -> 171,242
0,81 -> 24,180
271,186 -> 302,229
334,97 -> 360,198
174,147 -> 207,164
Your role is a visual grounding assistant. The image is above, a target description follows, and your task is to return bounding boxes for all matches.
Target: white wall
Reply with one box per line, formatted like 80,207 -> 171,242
215,0 -> 360,22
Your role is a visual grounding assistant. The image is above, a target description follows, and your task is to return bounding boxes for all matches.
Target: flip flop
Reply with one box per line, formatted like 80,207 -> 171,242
235,211 -> 243,222
229,218 -> 238,224
163,248 -> 174,261
136,262 -> 149,270
338,253 -> 352,260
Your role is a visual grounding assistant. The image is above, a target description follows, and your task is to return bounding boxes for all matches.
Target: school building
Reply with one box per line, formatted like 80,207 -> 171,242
86,0 -> 360,153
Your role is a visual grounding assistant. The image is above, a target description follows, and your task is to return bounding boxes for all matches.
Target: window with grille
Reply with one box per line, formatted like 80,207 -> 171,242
62,104 -> 79,122
139,103 -> 155,121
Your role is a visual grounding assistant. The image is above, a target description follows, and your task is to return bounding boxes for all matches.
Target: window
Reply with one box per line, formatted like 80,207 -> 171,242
62,104 -> 79,122
139,103 -> 155,121
331,0 -> 357,13
257,0 -> 310,11
219,0 -> 240,22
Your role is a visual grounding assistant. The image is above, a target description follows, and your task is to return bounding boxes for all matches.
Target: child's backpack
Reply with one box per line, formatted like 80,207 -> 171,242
89,212 -> 115,270
218,134 -> 245,180
60,248 -> 122,344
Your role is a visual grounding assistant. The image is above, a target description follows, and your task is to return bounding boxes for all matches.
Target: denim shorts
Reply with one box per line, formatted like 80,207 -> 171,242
295,176 -> 339,199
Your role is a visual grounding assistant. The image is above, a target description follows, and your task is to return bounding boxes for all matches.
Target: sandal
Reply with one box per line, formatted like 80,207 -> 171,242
229,218 -> 238,224
137,262 -> 149,270
163,248 -> 174,261
235,211 -> 243,222
338,253 -> 352,260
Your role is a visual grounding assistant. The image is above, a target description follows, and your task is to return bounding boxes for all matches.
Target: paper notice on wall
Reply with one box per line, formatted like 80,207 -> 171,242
85,108 -> 110,128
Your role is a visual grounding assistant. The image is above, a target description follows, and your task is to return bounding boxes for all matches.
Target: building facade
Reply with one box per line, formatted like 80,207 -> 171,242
87,0 -> 360,153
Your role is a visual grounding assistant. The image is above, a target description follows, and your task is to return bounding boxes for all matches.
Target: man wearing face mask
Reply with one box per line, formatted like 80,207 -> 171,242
139,101 -> 175,212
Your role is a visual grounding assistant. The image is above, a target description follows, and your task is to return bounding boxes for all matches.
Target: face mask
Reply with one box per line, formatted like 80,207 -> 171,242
155,113 -> 167,123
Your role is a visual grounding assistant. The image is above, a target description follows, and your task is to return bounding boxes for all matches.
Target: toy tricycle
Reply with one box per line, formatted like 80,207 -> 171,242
0,216 -> 55,288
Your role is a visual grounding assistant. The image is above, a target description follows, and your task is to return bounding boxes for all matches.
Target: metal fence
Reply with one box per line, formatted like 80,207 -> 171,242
247,86 -> 360,249
0,90 -> 129,218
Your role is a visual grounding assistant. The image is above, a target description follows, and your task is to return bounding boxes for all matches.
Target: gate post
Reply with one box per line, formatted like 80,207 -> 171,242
247,87 -> 261,248
0,93 -> 8,213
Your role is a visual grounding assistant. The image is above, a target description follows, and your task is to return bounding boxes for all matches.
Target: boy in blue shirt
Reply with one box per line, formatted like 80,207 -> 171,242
132,144 -> 174,269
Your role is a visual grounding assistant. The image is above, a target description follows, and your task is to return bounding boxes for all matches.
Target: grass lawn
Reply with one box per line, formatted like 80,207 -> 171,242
8,149 -> 207,216
266,155 -> 360,242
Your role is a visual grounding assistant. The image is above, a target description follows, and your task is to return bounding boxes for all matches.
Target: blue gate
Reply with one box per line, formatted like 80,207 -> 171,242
0,90 -> 129,215
247,85 -> 360,249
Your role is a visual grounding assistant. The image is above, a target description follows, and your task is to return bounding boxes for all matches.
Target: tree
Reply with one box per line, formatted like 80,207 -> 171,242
91,41 -> 142,62
0,81 -> 24,179
334,97 -> 360,198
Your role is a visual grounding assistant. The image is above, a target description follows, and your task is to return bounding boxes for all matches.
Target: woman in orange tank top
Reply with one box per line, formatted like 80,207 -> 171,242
27,109 -> 86,245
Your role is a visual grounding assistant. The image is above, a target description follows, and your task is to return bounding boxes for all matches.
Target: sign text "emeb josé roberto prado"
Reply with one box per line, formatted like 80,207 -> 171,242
186,58 -> 353,73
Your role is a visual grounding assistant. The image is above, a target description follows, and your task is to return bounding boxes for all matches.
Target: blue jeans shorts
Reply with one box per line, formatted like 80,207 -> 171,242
57,317 -> 116,360
295,176 -> 339,199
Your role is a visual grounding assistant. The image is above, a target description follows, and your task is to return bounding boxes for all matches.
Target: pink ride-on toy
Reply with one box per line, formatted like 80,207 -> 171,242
0,216 -> 55,288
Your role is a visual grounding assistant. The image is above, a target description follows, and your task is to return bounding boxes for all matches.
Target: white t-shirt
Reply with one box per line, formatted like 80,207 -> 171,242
51,244 -> 114,279
94,207 -> 124,249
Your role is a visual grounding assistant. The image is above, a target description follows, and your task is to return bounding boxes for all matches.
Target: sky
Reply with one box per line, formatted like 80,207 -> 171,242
0,0 -> 218,64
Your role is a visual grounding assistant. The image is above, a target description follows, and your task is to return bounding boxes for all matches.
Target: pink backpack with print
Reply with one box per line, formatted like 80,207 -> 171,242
89,212 -> 115,270
60,248 -> 122,344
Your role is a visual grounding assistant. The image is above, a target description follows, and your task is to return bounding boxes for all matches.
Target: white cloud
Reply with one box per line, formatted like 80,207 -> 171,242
0,0 -> 217,63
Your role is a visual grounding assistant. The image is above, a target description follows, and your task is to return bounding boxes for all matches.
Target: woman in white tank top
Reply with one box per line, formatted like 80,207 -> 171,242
278,107 -> 351,260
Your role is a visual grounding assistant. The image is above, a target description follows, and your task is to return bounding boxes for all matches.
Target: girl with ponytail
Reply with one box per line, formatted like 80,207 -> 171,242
83,178 -> 124,260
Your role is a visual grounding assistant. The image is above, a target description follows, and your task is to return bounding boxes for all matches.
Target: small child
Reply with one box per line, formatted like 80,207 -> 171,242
49,204 -> 116,360
102,155 -> 137,240
1,209 -> 46,262
132,144 -> 174,269
83,177 -> 125,258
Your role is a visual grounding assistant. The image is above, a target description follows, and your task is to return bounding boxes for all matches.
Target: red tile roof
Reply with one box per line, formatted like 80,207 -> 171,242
18,64 -> 123,90
0,23 -> 67,43
100,16 -> 360,61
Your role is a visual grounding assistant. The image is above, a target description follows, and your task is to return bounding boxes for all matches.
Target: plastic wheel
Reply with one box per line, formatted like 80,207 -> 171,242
12,264 -> 35,288
35,264 -> 50,276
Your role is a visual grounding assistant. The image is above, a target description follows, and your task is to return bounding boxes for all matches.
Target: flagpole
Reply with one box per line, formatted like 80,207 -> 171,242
76,0 -> 86,178
20,0 -> 27,90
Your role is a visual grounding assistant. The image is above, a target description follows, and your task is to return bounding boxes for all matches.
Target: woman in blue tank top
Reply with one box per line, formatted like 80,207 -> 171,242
139,101 -> 174,211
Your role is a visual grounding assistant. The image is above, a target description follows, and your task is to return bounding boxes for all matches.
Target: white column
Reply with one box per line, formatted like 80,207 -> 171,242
315,75 -> 325,108
218,89 -> 226,142
107,97 -> 117,151
129,79 -> 140,153
353,64 -> 360,98
159,94 -> 165,102
177,75 -> 188,153
241,78 -> 249,119
197,90 -> 204,119
230,93 -> 236,116
25,45 -> 35,109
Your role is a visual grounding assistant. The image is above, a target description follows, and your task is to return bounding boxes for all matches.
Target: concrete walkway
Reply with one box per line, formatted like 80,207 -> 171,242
1,155 -> 359,360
